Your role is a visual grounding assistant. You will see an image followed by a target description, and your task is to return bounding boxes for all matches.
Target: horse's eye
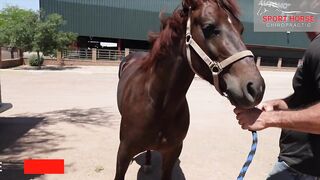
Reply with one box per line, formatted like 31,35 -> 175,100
202,24 -> 220,38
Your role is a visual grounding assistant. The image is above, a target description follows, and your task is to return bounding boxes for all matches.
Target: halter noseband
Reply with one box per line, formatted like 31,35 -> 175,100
185,9 -> 254,95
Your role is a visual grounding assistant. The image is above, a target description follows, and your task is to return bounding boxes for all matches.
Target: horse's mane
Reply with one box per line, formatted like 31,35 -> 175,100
143,0 -> 240,69
218,0 -> 240,19
145,9 -> 185,69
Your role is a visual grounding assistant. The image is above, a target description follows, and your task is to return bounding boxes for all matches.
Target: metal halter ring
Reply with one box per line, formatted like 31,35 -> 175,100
209,61 -> 223,75
186,34 -> 192,45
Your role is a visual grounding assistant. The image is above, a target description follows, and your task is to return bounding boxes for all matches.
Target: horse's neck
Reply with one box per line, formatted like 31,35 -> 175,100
150,47 -> 195,107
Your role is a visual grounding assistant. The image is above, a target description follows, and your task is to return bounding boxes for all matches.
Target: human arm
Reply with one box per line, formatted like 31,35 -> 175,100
234,102 -> 320,134
258,92 -> 304,111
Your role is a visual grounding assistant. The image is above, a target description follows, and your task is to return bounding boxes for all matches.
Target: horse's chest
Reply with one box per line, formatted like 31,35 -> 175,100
153,131 -> 179,149
152,119 -> 189,148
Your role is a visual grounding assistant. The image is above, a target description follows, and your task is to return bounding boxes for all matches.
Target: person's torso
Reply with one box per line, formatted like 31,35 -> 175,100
279,35 -> 320,177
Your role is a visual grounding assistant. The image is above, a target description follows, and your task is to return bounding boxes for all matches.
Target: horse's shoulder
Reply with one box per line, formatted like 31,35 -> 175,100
118,52 -> 149,78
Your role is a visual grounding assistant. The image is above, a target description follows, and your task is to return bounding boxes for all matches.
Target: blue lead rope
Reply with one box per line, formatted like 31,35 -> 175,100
237,131 -> 258,180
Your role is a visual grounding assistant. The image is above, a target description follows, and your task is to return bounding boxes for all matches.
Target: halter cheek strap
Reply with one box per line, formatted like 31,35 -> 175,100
185,15 -> 254,95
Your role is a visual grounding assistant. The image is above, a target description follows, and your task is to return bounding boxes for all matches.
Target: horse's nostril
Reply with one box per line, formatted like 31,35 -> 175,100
246,82 -> 257,100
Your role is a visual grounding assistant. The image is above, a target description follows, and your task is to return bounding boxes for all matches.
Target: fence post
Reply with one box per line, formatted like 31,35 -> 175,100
256,56 -> 261,68
92,48 -> 97,62
57,51 -> 63,66
297,59 -> 303,67
0,47 -> 2,69
277,58 -> 282,69
125,48 -> 130,57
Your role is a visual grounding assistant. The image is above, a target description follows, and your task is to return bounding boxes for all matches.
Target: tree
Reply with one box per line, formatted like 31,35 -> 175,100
0,6 -> 37,57
33,13 -> 77,62
0,6 -> 77,66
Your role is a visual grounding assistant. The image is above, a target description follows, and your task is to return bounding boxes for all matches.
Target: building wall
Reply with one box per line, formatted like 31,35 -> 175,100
40,0 -> 180,41
40,0 -> 309,49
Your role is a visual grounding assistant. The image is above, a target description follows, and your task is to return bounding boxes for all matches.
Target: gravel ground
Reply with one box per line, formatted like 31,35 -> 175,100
0,66 -> 294,180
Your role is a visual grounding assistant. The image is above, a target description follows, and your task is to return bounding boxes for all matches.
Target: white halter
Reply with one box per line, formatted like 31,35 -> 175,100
185,11 -> 254,95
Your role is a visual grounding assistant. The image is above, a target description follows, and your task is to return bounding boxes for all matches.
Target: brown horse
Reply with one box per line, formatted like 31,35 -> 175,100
115,0 -> 265,179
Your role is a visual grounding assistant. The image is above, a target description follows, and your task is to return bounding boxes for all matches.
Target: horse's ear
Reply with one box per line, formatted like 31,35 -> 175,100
182,0 -> 198,10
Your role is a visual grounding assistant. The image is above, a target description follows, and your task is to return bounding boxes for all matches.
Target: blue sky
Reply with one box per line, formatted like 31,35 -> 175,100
0,0 -> 39,11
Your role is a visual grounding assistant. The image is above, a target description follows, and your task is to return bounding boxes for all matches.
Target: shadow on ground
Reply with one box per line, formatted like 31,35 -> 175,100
0,117 -> 43,153
0,107 -> 116,179
36,108 -> 117,127
134,151 -> 186,180
12,65 -> 80,71
0,117 -> 44,180
0,161 -> 42,180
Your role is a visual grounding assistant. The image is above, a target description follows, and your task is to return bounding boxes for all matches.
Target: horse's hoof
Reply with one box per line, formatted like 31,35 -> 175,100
143,165 -> 152,174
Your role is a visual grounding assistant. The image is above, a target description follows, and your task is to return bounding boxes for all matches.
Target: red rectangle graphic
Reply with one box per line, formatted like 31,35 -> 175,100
24,159 -> 64,174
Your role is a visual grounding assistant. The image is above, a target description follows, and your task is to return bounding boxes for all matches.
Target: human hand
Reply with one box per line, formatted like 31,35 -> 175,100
257,99 -> 288,112
234,107 -> 268,131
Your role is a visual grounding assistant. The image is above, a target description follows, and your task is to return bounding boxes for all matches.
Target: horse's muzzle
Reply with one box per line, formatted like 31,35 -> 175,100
224,73 -> 265,109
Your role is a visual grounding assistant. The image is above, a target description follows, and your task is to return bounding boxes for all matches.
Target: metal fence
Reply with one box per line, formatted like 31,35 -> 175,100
97,49 -> 125,61
63,49 -> 92,60
1,47 -> 19,60
129,48 -> 149,54
62,48 -> 149,61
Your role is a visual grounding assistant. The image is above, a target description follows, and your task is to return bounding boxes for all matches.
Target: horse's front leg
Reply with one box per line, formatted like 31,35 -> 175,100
114,141 -> 135,180
160,143 -> 183,180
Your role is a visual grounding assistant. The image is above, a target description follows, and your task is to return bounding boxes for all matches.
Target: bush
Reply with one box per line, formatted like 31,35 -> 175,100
28,55 -> 44,66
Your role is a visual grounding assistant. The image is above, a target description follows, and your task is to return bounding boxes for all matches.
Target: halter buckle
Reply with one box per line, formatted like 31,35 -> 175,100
209,61 -> 223,74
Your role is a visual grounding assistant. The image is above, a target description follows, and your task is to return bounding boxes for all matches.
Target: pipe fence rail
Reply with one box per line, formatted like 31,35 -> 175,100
58,48 -> 304,69
97,49 -> 125,61
63,49 -> 92,60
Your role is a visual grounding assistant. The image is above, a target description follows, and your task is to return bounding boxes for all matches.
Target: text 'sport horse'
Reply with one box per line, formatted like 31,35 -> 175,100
116,0 -> 265,179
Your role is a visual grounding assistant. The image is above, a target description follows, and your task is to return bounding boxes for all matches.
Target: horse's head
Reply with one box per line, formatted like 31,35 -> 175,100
183,0 -> 265,109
